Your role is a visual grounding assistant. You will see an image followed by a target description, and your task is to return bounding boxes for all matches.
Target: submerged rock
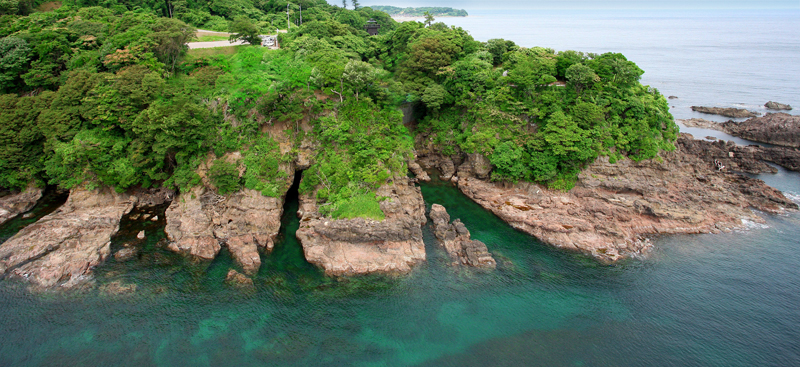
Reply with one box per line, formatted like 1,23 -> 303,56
113,247 -> 138,262
296,177 -> 427,276
457,137 -> 797,263
0,186 -> 44,225
137,230 -> 145,239
0,187 -> 136,289
765,101 -> 792,110
691,106 -> 759,118
225,268 -> 254,288
164,185 -> 284,274
100,280 -> 137,296
429,204 -> 496,269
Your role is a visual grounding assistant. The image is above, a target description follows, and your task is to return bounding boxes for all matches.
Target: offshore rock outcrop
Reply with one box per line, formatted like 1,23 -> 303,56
296,177 -> 427,276
765,101 -> 792,110
429,204 -> 495,268
164,185 -> 285,275
691,106 -> 759,118
0,186 -> 44,225
0,187 -> 136,289
677,119 -> 800,172
421,136 -> 797,263
722,113 -> 800,148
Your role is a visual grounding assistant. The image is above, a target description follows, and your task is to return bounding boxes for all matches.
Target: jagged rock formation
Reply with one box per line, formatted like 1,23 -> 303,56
0,187 -> 44,225
678,118 -> 800,172
429,204 -> 495,268
722,113 -> 800,148
408,157 -> 431,181
765,101 -> 792,110
678,133 -> 800,173
0,187 -> 136,289
691,106 -> 759,118
165,185 -> 285,275
296,177 -> 427,276
420,136 -> 797,263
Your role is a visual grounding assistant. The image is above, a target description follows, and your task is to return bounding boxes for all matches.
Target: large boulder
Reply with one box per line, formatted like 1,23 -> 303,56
296,177 -> 427,276
0,187 -> 136,288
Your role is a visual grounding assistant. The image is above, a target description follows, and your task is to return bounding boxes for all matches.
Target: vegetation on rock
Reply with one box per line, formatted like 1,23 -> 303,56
0,0 -> 677,218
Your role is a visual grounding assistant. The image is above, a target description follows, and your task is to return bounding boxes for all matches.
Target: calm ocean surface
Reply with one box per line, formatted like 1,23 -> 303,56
1,9 -> 799,367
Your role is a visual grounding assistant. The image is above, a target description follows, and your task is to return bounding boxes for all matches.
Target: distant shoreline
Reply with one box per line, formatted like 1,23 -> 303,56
391,15 -> 469,22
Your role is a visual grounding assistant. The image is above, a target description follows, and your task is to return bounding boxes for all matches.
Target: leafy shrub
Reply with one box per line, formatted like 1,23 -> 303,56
208,159 -> 240,195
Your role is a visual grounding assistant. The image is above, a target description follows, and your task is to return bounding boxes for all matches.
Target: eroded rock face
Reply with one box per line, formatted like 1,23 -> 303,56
0,186 -> 44,225
723,113 -> 800,148
408,158 -> 431,182
765,101 -> 792,110
296,177 -> 427,276
0,187 -> 136,288
691,106 -> 759,118
165,185 -> 284,274
457,139 -> 797,263
429,204 -> 495,269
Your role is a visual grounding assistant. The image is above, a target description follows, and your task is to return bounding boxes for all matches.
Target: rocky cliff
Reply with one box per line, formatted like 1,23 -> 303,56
0,187 -> 136,289
419,136 -> 797,263
164,185 -> 286,275
0,186 -> 44,225
296,177 -> 427,276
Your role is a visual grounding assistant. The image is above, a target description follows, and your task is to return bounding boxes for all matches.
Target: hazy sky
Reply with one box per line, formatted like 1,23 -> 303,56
334,0 -> 799,10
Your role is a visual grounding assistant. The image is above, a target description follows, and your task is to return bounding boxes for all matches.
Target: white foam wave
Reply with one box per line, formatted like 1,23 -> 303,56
739,218 -> 770,231
783,191 -> 800,205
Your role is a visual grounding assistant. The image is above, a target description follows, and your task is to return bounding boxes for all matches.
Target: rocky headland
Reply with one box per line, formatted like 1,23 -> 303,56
417,134 -> 797,263
296,177 -> 427,276
691,106 -> 760,118
0,187 -> 166,289
164,185 -> 285,275
0,186 -> 44,225
429,204 -> 495,268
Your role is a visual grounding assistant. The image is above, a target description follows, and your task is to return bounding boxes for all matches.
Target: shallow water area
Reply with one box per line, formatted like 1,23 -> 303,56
0,171 -> 798,366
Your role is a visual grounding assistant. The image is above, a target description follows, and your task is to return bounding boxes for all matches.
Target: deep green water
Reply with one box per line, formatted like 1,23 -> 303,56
1,173 -> 799,366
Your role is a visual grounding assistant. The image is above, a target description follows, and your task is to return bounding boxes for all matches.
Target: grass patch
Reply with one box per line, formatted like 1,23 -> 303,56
187,45 -> 244,60
190,34 -> 231,43
330,193 -> 385,221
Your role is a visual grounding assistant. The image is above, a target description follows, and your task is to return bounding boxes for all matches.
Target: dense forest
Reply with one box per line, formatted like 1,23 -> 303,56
0,0 -> 677,218
369,6 -> 468,17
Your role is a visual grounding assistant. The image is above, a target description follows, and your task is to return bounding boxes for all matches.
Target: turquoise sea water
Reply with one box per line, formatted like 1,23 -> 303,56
2,9 -> 800,367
